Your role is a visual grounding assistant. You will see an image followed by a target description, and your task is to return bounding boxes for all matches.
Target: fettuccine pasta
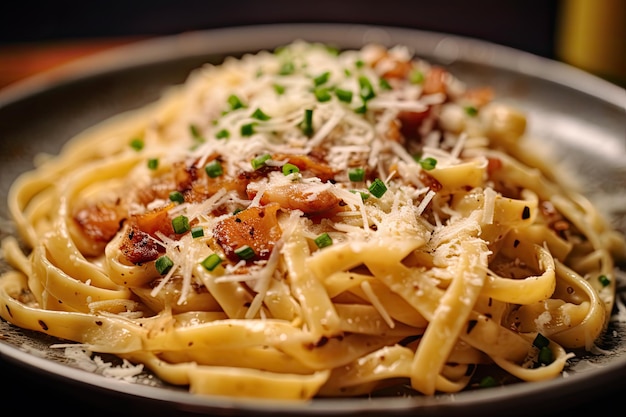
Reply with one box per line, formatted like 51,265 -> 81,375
1,41 -> 624,400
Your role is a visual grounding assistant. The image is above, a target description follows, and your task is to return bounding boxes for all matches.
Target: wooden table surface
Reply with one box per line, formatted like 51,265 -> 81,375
0,37 -> 146,92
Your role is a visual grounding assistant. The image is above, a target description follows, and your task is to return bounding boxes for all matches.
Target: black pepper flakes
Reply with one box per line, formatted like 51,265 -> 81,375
521,206 -> 531,220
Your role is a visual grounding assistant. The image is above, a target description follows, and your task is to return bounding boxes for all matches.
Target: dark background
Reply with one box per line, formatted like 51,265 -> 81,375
1,0 -> 561,57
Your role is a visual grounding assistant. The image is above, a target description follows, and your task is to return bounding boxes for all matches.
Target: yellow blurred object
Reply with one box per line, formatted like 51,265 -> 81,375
556,0 -> 626,87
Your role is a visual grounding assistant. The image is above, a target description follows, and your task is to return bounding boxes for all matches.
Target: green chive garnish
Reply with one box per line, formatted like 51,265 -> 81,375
335,88 -> 353,103
216,129 -> 230,139
147,158 -> 158,170
228,94 -> 245,110
464,105 -> 478,117
273,84 -> 286,95
129,138 -> 144,151
368,178 -> 387,198
538,346 -> 553,364
409,69 -> 424,84
205,160 -> 224,178
172,215 -> 190,234
279,61 -> 295,75
189,124 -> 205,142
314,87 -> 332,102
201,253 -> 222,271
241,123 -> 256,136
358,76 -> 375,101
234,245 -> 256,260
155,255 -> 174,275
282,163 -> 300,175
599,274 -> 611,287
478,376 -> 497,388
313,71 -> 330,86
379,78 -> 392,90
533,333 -> 550,349
169,191 -> 184,204
418,157 -> 437,170
301,108 -> 313,136
314,232 -> 333,249
348,167 -> 365,182
191,226 -> 204,239
251,154 -> 271,170
251,108 -> 271,121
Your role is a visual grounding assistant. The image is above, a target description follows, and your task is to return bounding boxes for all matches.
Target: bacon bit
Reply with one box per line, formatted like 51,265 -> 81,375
120,226 -> 161,264
133,204 -> 176,238
418,171 -> 442,192
385,119 -> 403,143
422,66 -> 448,95
462,87 -> 494,107
272,153 -> 337,182
213,204 -> 282,263
72,201 -> 126,255
486,157 -> 503,177
397,109 -> 431,140
258,183 -> 341,215
382,60 -> 412,79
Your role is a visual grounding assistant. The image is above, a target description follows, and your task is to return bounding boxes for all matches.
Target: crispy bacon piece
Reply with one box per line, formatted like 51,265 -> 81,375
272,153 -> 337,182
119,205 -> 175,264
72,200 -> 126,256
422,66 -> 447,95
419,171 -> 443,192
213,204 -> 282,263
120,226 -> 160,264
258,183 -> 341,215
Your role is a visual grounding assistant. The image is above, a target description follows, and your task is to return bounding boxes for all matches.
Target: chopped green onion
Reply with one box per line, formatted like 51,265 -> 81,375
216,129 -> 230,139
251,108 -> 271,121
279,61 -> 295,75
273,84 -> 286,95
189,124 -> 205,142
129,138 -> 144,151
234,245 -> 256,260
201,253 -> 222,271
599,274 -> 611,287
358,76 -> 376,101
355,59 -> 364,68
301,109 -> 313,136
478,376 -> 497,388
314,87 -> 332,102
350,190 -> 370,201
354,102 -> 367,114
155,255 -> 174,275
368,178 -> 387,198
379,78 -> 392,90
191,226 -> 204,239
228,94 -> 245,110
147,158 -> 159,170
314,232 -> 333,249
538,346 -> 553,364
251,154 -> 271,170
172,215 -> 190,234
241,123 -> 256,136
205,160 -> 224,178
313,71 -> 330,86
464,105 -> 478,117
348,167 -> 365,182
282,163 -> 300,175
532,333 -> 550,349
335,88 -> 353,103
168,191 -> 184,204
409,69 -> 424,84
418,157 -> 437,170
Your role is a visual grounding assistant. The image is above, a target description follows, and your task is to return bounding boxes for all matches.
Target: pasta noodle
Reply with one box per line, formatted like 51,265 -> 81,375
1,41 -> 625,400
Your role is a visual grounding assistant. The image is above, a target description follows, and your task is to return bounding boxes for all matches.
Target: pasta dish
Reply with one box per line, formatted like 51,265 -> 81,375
1,41 -> 624,400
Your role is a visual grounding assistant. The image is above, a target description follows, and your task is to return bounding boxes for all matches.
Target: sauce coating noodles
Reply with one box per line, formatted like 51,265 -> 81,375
1,42 -> 625,400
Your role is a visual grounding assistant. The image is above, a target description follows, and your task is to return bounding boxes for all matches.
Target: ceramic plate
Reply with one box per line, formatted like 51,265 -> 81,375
1,24 -> 625,416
